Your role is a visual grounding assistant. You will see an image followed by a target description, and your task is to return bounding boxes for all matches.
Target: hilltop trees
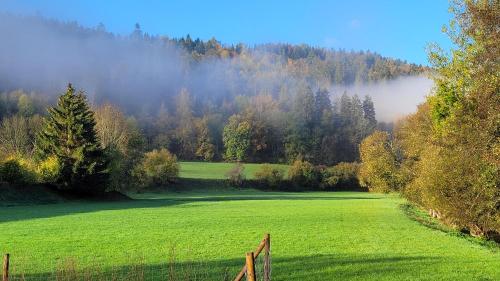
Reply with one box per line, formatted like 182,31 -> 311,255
36,84 -> 108,193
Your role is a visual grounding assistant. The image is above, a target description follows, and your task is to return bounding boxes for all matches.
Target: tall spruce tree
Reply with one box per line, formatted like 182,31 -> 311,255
362,95 -> 377,136
36,84 -> 108,193
312,88 -> 334,164
285,85 -> 315,161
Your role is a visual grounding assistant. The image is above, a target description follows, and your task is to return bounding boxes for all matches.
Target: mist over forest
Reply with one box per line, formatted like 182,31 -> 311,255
0,12 -> 436,168
0,13 -> 429,121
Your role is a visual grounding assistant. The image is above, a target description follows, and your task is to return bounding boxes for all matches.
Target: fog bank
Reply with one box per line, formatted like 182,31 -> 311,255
331,76 -> 434,122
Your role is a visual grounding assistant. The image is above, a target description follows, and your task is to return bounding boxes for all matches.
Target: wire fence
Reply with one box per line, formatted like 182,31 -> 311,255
2,235 -> 271,281
3,256 -> 234,281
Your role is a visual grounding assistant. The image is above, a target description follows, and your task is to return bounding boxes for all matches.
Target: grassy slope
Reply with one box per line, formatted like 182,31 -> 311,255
0,189 -> 498,280
179,161 -> 289,179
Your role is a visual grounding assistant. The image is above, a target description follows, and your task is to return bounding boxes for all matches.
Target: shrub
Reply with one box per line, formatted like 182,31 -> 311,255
134,149 -> 179,188
0,157 -> 37,185
225,163 -> 246,186
36,156 -> 60,183
0,159 -> 24,184
322,162 -> 361,191
254,164 -> 285,189
288,160 -> 320,188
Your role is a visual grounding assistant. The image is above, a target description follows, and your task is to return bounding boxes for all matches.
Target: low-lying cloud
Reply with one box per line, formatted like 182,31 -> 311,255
331,76 -> 434,122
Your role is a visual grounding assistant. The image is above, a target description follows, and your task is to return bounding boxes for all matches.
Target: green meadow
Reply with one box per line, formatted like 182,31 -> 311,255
179,161 -> 289,179
0,162 -> 498,280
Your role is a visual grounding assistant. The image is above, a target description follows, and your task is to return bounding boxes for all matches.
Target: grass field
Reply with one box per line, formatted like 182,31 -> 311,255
0,163 -> 498,280
179,161 -> 289,179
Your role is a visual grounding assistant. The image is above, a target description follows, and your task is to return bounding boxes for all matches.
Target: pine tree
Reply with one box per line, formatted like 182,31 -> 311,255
286,85 -> 315,161
36,84 -> 108,193
313,88 -> 333,126
362,95 -> 377,136
312,88 -> 333,164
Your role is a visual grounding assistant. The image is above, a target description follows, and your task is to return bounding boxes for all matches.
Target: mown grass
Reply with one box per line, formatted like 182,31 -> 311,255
179,161 -> 289,180
1,187 -> 498,280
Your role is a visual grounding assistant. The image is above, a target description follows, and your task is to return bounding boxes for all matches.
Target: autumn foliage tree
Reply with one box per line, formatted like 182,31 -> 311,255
361,1 -> 500,238
359,131 -> 400,193
223,114 -> 251,161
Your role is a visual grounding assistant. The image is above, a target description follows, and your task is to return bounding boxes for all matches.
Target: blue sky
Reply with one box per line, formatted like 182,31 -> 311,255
0,0 -> 453,65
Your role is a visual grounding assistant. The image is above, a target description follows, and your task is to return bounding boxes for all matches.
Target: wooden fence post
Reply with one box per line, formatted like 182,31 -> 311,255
245,252 -> 256,281
264,234 -> 270,281
2,254 -> 9,281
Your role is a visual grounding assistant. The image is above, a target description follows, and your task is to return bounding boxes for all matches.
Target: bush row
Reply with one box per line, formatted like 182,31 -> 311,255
0,148 -> 180,192
2,152 -> 362,193
226,160 -> 363,191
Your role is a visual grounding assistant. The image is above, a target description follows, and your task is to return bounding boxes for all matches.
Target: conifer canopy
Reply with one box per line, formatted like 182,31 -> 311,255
36,83 -> 108,193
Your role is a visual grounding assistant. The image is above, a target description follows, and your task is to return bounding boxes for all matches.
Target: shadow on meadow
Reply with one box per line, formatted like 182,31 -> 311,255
0,179 -> 381,224
7,254 -> 439,281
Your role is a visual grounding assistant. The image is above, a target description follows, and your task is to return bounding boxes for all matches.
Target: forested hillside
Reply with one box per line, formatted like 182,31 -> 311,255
0,13 -> 427,166
0,13 -> 425,101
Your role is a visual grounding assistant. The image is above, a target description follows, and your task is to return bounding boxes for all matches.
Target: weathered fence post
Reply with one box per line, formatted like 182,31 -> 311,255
2,254 -> 9,281
264,233 -> 270,281
245,252 -> 256,281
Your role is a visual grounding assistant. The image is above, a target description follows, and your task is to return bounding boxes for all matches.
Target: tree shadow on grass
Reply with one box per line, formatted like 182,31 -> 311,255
7,254 -> 444,281
0,179 -> 381,224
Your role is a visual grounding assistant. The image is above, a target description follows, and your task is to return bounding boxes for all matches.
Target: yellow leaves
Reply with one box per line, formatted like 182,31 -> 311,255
359,131 -> 400,193
37,156 -> 60,183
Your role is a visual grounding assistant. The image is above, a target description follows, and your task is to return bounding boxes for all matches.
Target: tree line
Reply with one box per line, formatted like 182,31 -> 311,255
358,0 -> 499,240
0,80 -> 379,193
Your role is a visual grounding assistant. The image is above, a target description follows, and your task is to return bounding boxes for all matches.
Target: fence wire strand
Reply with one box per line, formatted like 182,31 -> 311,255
2,235 -> 271,281
2,253 -> 236,281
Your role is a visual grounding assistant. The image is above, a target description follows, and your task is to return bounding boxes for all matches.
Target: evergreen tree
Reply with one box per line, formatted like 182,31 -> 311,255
36,84 -> 108,193
312,88 -> 333,164
313,89 -> 333,125
362,95 -> 377,136
285,85 -> 315,161
333,93 -> 366,163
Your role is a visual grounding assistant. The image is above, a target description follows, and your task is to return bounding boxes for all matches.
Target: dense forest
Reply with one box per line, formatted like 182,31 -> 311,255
0,12 -> 426,166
